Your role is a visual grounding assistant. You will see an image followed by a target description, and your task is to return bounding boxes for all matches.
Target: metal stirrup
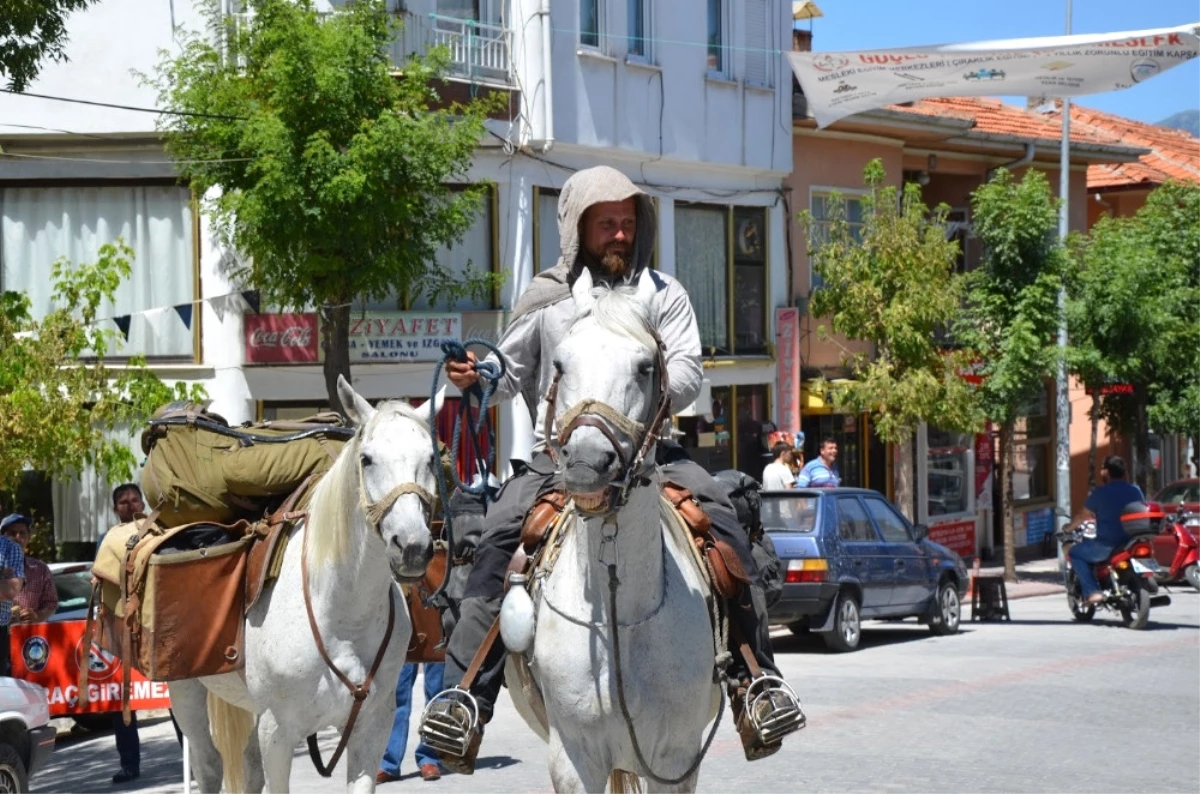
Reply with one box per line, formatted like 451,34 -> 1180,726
419,689 -> 480,757
744,675 -> 806,745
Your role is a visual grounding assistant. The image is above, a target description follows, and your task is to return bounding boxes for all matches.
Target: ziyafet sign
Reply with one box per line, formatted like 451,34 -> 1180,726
789,23 -> 1200,128
243,312 -> 462,364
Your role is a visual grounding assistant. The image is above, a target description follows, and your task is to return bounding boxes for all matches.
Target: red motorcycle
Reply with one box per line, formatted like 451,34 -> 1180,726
1057,522 -> 1172,630
1154,506 -> 1200,591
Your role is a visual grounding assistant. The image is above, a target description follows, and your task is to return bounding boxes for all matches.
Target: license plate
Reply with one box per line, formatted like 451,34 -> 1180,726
1131,558 -> 1158,574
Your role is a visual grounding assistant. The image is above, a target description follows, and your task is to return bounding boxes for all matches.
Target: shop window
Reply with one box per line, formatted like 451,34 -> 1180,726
927,425 -> 972,517
735,384 -> 770,483
808,191 -> 865,293
1,184 -> 197,360
675,383 -> 770,476
674,203 -> 768,356
1013,388 -> 1051,502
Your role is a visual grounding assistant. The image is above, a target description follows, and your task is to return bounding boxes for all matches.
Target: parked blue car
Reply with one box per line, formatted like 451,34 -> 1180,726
761,488 -> 969,652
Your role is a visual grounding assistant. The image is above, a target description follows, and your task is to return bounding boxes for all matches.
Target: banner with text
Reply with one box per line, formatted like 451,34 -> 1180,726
789,24 -> 1200,128
10,621 -> 172,716
348,313 -> 462,363
928,519 -> 976,560
775,308 -> 801,435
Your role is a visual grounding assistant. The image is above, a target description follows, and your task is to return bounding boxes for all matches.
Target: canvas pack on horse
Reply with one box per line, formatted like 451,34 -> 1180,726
157,376 -> 443,794
423,269 -> 798,792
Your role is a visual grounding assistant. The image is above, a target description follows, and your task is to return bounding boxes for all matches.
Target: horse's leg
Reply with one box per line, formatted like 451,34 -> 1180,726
242,714 -> 265,794
167,680 -> 223,794
345,694 -> 395,794
257,709 -> 297,794
547,729 -> 607,794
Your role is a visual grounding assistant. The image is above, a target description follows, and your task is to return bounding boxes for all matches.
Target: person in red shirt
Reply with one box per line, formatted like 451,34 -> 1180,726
0,515 -> 57,624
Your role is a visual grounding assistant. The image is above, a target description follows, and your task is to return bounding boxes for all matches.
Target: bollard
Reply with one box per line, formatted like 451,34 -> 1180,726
967,557 -> 981,599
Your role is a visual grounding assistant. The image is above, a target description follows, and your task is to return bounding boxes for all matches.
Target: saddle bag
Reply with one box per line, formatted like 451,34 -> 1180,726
92,518 -> 257,682
406,539 -> 448,663
662,482 -> 751,599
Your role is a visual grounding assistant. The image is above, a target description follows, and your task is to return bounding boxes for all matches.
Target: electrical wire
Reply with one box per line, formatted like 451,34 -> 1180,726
0,88 -> 248,120
0,150 -> 254,165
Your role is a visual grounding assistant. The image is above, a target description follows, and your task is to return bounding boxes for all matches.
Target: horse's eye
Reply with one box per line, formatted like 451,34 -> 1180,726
360,453 -> 373,467
637,361 -> 653,378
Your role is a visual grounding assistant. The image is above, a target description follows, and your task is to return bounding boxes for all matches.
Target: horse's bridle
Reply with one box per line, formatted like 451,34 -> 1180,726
543,329 -> 672,512
356,447 -> 437,536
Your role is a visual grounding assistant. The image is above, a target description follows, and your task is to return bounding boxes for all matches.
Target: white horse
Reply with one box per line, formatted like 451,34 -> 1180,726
505,272 -> 721,793
169,375 -> 443,793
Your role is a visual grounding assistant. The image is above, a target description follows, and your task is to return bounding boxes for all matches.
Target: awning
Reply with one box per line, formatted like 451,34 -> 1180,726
792,1 -> 824,21
788,23 -> 1200,128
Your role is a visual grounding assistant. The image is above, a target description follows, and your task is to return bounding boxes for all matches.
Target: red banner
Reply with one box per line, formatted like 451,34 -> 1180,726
9,621 -> 172,716
928,519 -> 976,559
244,313 -> 319,364
775,308 -> 801,434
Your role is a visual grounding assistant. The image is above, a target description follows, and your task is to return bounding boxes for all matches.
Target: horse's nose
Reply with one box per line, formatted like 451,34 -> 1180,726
394,537 -> 433,573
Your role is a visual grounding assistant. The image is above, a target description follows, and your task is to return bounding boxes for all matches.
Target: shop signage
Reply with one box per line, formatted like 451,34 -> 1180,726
244,313 -> 319,364
975,424 -> 994,507
775,308 -> 801,434
348,313 -> 462,363
928,519 -> 976,559
9,621 -> 172,716
789,24 -> 1200,128
1084,382 -> 1135,396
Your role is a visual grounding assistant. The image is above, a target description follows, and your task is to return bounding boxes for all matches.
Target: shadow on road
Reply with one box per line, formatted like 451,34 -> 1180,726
772,623 -> 972,654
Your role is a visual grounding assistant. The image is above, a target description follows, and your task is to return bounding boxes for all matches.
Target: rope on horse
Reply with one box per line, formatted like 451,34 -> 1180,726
427,338 -> 506,605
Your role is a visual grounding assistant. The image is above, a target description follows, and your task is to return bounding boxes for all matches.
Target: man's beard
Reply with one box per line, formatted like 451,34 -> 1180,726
598,245 -> 632,278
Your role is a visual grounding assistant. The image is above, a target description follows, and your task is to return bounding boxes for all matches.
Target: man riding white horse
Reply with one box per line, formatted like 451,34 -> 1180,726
420,165 -> 805,771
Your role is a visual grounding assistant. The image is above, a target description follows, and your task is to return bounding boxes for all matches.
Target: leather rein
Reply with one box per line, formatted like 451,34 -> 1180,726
301,435 -> 437,777
543,330 -> 672,511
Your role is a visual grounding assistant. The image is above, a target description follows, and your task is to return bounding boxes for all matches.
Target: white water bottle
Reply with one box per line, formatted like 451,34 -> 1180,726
500,574 -> 536,653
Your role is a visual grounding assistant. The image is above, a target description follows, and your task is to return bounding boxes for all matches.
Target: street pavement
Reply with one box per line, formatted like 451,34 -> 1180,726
33,576 -> 1199,793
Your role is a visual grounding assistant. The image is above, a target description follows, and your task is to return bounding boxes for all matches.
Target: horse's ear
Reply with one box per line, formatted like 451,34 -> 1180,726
633,267 -> 656,309
336,375 -> 375,426
571,266 -> 596,314
430,385 -> 446,422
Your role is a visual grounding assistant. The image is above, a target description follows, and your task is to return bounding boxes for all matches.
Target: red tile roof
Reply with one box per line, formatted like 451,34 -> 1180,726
1057,105 -> 1200,189
885,96 -> 1125,146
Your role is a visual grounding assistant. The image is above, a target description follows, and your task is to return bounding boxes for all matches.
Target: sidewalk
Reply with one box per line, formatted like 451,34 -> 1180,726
973,555 -> 1065,600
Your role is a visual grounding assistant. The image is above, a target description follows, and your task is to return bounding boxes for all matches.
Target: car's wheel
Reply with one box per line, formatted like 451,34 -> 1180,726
822,592 -> 861,653
1184,563 -> 1200,592
927,580 -> 961,636
0,741 -> 29,794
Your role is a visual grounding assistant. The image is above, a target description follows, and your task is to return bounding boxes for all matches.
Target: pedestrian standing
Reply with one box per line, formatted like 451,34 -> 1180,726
104,483 -> 146,785
1,514 -> 57,624
761,442 -> 796,490
796,438 -> 841,488
377,662 -> 445,783
0,516 -> 26,677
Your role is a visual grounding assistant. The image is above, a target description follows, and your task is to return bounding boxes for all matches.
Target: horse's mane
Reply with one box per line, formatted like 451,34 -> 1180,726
307,400 -> 430,569
573,282 -> 656,352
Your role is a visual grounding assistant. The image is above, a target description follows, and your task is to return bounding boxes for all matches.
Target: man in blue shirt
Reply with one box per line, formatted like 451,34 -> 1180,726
796,438 -> 841,488
1070,456 -> 1146,604
0,515 -> 28,676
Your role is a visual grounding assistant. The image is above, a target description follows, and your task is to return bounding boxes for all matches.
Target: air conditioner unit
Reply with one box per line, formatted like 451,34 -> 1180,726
792,295 -> 809,316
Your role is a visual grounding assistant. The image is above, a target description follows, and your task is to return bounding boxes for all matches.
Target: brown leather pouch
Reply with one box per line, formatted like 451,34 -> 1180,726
663,482 -> 712,537
521,491 -> 568,552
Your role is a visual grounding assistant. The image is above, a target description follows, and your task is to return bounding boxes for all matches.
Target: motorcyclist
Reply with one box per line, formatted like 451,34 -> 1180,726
1068,455 -> 1146,604
419,165 -> 804,772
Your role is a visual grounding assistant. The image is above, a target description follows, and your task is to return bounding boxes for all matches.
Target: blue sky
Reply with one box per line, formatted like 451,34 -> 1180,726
802,0 -> 1200,124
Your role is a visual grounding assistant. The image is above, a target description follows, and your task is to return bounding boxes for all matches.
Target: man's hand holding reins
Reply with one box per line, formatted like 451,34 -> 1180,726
446,350 -> 481,391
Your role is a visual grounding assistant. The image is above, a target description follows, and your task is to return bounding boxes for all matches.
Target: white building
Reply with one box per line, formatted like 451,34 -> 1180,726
0,0 -> 795,548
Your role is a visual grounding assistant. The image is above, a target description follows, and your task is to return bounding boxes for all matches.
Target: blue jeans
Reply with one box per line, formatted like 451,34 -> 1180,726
380,663 -> 444,776
1069,540 -> 1116,598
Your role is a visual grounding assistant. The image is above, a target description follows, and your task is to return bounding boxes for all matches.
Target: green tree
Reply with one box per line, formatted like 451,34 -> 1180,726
0,0 -> 101,91
956,169 -> 1066,582
0,242 -> 202,495
800,160 -> 983,520
149,0 -> 500,415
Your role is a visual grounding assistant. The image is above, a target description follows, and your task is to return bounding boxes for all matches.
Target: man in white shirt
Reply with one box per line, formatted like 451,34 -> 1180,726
760,442 -> 795,490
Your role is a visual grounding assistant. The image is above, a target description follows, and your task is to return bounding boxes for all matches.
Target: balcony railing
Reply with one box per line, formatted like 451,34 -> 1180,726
226,11 -> 513,87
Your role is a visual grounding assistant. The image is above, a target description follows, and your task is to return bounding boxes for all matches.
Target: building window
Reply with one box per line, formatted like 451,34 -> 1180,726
359,185 -> 497,311
946,208 -> 972,274
676,383 -> 771,476
674,203 -> 768,356
706,0 -> 724,74
1,184 -> 197,360
580,0 -> 602,48
809,191 -> 865,292
627,0 -> 647,58
736,384 -> 771,482
927,425 -> 972,518
1013,388 -> 1051,502
534,187 -> 561,274
743,0 -> 771,86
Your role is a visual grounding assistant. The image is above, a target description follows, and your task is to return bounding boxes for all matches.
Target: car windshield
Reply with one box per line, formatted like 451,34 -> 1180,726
55,569 -> 94,614
760,496 -> 820,532
1154,481 -> 1199,504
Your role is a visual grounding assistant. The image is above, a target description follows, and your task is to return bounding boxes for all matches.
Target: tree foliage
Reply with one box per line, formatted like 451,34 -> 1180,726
148,0 -> 500,414
0,0 -> 100,91
802,160 -> 983,444
0,243 -> 203,495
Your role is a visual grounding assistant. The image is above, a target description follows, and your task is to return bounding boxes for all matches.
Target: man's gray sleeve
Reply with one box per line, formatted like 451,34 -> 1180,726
657,280 -> 703,410
484,309 -> 540,405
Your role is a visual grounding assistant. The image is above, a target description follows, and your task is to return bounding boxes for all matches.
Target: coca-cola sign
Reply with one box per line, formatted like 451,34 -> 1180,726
244,313 -> 319,364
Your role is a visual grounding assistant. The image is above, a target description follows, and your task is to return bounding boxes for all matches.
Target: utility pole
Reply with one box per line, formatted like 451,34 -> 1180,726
1054,0 -> 1074,555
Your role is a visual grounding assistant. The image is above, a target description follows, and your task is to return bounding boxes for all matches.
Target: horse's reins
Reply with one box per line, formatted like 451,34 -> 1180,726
542,329 -> 724,783
302,433 -> 437,777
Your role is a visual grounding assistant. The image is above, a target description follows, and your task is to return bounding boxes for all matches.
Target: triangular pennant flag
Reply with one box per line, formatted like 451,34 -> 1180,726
173,303 -> 193,330
209,293 -> 232,323
241,289 -> 261,315
113,315 -> 132,341
142,307 -> 171,336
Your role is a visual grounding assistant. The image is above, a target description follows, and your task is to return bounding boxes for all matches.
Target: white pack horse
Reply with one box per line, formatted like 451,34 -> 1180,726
504,271 -> 721,793
169,375 -> 444,793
